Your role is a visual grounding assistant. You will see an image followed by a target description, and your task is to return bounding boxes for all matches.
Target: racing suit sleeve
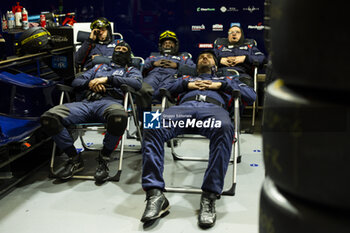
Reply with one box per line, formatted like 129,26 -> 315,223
71,65 -> 98,91
177,57 -> 196,76
213,45 -> 221,58
218,76 -> 256,105
164,76 -> 191,96
243,46 -> 266,67
142,56 -> 155,76
108,67 -> 143,91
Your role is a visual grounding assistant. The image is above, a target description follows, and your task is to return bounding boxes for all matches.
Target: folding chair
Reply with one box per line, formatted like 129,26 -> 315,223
49,57 -> 144,182
49,83 -> 142,181
159,88 -> 242,196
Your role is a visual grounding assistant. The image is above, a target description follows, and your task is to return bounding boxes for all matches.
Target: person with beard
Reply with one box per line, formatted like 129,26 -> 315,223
214,24 -> 266,87
75,17 -> 118,70
137,30 -> 195,114
140,50 -> 256,228
40,42 -> 142,183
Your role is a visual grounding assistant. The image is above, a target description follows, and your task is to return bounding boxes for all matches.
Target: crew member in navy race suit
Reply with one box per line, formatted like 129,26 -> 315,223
140,50 -> 256,228
214,24 -> 266,87
75,17 -> 118,70
41,42 -> 142,183
136,30 -> 195,114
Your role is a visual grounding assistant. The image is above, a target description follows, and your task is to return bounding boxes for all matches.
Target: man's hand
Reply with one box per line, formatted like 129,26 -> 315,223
207,82 -> 222,90
91,84 -> 106,93
89,77 -> 108,92
89,29 -> 99,41
188,80 -> 221,90
221,56 -> 246,67
230,55 -> 246,65
220,57 -> 233,67
188,80 -> 209,90
162,60 -> 178,69
153,59 -> 178,69
153,59 -> 167,67
91,54 -> 101,60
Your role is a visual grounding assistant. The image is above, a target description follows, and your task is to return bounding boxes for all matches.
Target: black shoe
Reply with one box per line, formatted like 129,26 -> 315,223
198,191 -> 217,229
141,189 -> 170,223
94,157 -> 109,183
166,139 -> 178,148
57,156 -> 84,180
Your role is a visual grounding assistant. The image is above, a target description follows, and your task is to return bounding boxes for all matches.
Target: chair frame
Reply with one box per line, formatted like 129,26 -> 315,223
159,89 -> 241,196
49,84 -> 142,182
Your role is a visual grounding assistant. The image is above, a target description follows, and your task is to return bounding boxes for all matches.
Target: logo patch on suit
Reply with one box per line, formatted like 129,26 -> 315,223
112,70 -> 124,76
144,110 -> 161,129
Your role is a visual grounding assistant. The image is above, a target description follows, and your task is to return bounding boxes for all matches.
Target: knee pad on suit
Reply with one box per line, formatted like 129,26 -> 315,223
106,109 -> 128,137
40,112 -> 64,136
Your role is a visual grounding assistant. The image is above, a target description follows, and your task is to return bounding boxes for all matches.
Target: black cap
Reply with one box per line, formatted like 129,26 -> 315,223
196,49 -> 218,66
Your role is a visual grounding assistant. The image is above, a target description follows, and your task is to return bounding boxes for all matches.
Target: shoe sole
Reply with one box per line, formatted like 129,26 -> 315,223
141,205 -> 170,223
59,166 -> 85,180
198,221 -> 215,229
198,215 -> 216,229
94,175 -> 109,184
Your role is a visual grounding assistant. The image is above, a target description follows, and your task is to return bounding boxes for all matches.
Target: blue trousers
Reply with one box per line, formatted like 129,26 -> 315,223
142,101 -> 234,194
49,99 -> 123,153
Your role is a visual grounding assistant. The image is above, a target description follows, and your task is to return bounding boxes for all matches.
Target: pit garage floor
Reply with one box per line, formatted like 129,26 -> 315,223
0,116 -> 264,233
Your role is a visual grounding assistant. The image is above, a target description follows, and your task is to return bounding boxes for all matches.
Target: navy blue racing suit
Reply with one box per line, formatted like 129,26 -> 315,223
141,73 -> 256,194
75,38 -> 117,69
45,63 -> 142,155
143,53 -> 196,100
214,40 -> 266,86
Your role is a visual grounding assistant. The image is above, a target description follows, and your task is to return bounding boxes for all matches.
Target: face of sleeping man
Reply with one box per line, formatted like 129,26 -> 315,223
196,53 -> 217,74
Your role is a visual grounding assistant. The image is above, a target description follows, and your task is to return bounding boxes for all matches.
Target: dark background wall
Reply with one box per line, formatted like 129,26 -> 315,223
1,0 -> 266,59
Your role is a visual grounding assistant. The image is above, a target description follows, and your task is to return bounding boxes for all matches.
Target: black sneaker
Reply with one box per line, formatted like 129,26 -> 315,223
166,139 -> 178,148
198,191 -> 217,229
141,189 -> 170,223
57,156 -> 84,180
94,157 -> 109,183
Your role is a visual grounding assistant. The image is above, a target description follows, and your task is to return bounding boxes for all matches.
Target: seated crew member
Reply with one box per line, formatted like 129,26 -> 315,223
41,42 -> 142,183
140,50 -> 256,228
137,30 -> 195,111
214,24 -> 266,87
75,17 -> 117,70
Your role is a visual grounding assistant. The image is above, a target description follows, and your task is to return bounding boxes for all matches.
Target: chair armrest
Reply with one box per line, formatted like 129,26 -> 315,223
56,84 -> 74,93
252,61 -> 260,67
92,56 -> 111,66
232,89 -> 241,99
159,88 -> 176,104
120,84 -> 137,95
